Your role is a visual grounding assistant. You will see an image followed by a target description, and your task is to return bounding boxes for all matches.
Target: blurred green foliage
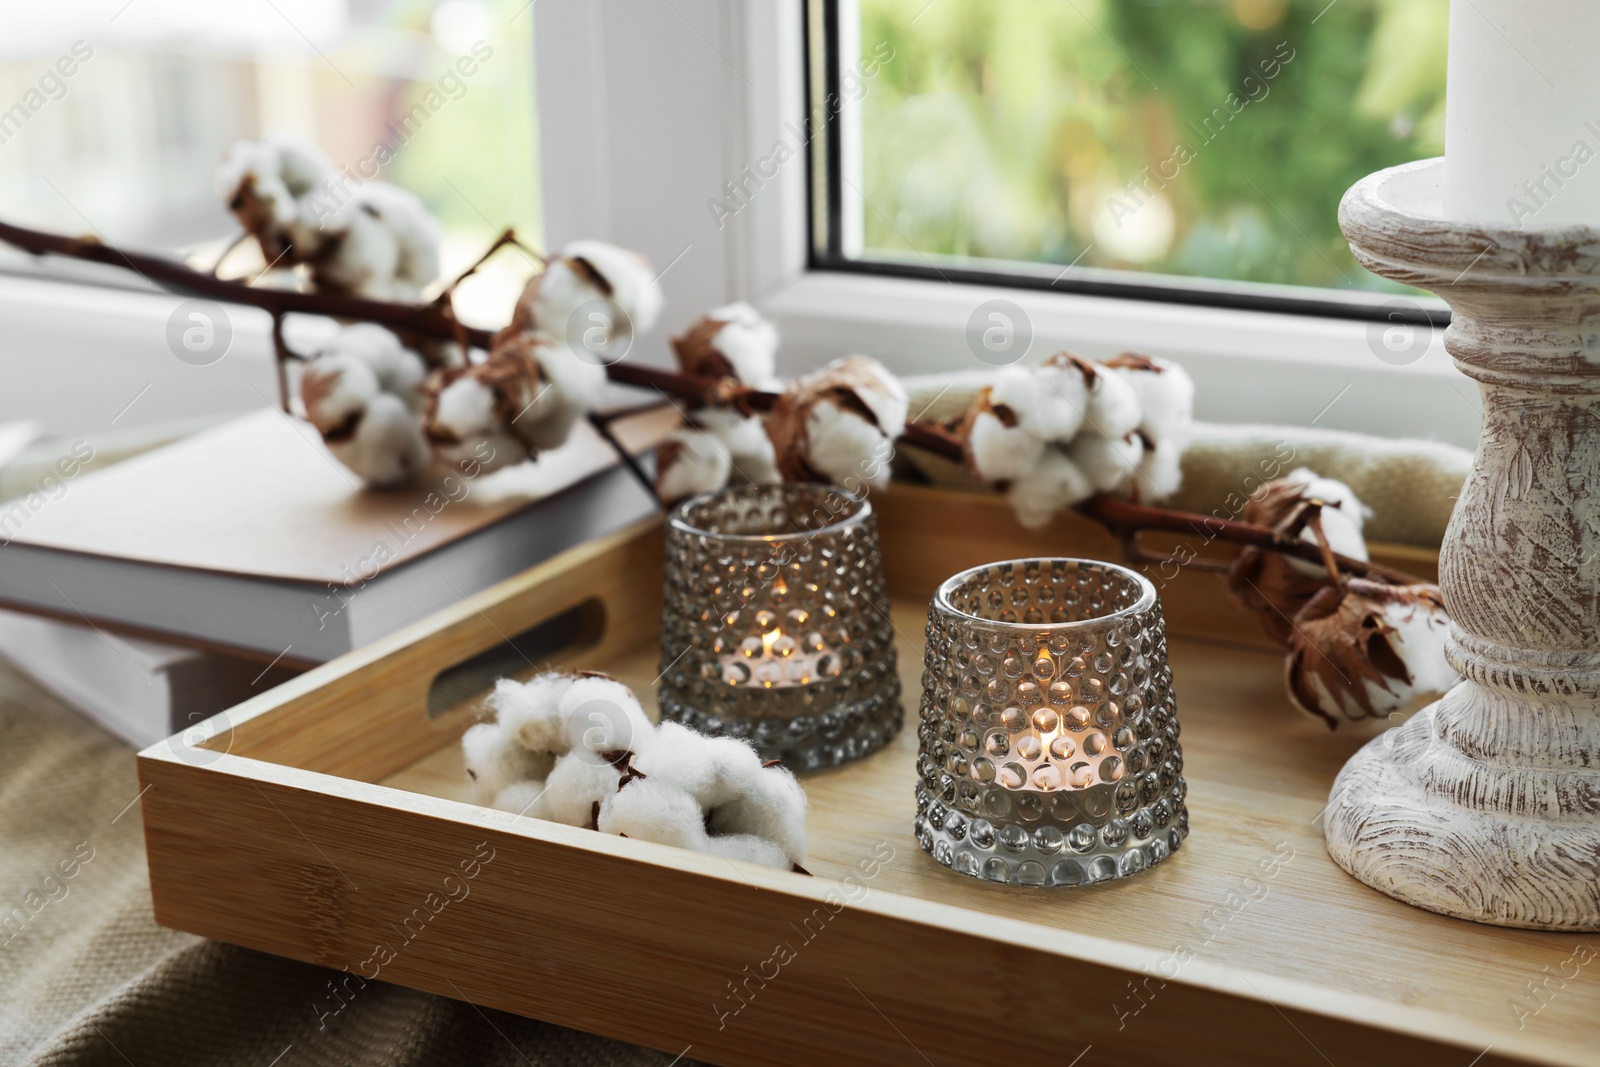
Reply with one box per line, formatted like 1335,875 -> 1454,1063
856,0 -> 1448,293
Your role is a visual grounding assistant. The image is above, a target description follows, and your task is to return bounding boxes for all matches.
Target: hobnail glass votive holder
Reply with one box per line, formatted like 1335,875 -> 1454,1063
657,482 -> 902,769
915,558 -> 1188,887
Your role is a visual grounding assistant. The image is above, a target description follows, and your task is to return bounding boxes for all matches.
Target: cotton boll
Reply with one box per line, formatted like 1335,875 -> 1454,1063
421,341 -> 572,474
520,240 -> 664,343
487,673 -> 578,757
423,373 -> 524,474
327,392 -> 430,486
597,779 -> 794,871
629,724 -> 806,863
327,324 -> 428,406
1005,447 -> 1094,530
215,137 -> 335,266
525,341 -> 609,450
1285,581 -> 1457,727
1132,439 -> 1185,502
630,721 -> 727,802
766,356 -> 907,490
215,138 -> 443,304
966,405 -> 1046,484
1105,352 -> 1195,447
596,778 -> 708,851
1035,353 -> 1140,439
299,330 -> 431,486
1382,592 -> 1458,702
803,398 -> 897,489
556,674 -> 653,758
300,349 -> 381,435
307,183 -> 441,302
709,304 -> 780,388
656,429 -> 733,502
705,762 -> 808,865
702,833 -> 791,869
539,752 -> 624,828
461,721 -> 547,804
847,358 -> 910,440
491,779 -> 551,818
357,182 -> 442,296
672,302 -> 780,388
1067,431 -> 1145,494
990,363 -> 1086,441
1080,362 -> 1142,439
1279,468 -> 1370,577
695,407 -> 781,485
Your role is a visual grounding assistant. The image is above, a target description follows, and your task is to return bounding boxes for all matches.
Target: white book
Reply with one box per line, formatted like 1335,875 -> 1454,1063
0,609 -> 298,748
0,407 -> 670,663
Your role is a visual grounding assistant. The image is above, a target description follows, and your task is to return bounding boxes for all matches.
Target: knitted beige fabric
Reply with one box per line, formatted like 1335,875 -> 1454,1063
900,374 -> 1471,548
0,665 -> 700,1067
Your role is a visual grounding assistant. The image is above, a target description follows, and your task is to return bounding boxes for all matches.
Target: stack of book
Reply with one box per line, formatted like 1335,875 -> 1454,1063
0,407 -> 670,747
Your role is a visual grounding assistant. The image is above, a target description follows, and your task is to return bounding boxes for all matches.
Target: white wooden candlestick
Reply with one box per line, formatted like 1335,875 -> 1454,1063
1325,158 -> 1600,931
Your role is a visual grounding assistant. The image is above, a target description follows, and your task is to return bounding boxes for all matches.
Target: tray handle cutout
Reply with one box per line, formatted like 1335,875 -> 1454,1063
425,599 -> 605,719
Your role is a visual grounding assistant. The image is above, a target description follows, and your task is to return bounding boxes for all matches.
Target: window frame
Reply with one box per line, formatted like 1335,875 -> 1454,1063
802,0 -> 1449,329
0,1 -> 1479,450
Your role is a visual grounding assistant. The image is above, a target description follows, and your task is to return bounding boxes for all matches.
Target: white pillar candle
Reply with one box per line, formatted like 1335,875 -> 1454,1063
1444,0 -> 1600,229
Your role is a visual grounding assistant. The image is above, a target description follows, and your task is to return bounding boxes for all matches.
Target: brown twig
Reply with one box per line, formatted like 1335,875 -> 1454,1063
434,228 -> 537,305
587,412 -> 663,512
209,231 -> 250,277
1073,494 -> 1422,585
0,217 -> 497,350
269,313 -> 294,413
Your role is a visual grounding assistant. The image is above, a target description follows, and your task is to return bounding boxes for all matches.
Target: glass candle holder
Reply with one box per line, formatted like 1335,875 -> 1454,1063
658,483 -> 902,769
915,558 -> 1188,887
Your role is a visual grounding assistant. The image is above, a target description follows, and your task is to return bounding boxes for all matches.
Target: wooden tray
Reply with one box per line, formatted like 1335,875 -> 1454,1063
137,485 -> 1596,1067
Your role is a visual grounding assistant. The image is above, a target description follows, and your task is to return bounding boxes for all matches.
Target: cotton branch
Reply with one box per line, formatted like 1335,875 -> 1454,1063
0,216 -> 1430,587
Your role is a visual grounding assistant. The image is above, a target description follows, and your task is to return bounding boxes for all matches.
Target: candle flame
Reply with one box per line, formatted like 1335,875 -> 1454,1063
762,629 -> 781,655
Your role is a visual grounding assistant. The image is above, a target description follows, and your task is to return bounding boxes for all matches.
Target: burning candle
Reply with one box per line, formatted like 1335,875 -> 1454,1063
1444,0 -> 1600,228
659,483 -> 901,769
719,607 -> 842,689
916,558 -> 1188,887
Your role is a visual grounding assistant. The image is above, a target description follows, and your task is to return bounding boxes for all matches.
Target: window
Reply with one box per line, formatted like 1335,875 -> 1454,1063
0,0 -> 539,326
806,0 -> 1449,321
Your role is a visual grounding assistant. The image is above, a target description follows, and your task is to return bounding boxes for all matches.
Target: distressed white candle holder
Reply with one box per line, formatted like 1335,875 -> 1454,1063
1325,158 -> 1600,930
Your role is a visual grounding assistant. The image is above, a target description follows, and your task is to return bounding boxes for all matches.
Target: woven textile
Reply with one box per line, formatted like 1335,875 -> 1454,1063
0,666 -> 700,1067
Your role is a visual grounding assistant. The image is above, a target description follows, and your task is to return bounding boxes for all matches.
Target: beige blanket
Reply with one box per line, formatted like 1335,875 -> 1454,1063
0,665 -> 698,1067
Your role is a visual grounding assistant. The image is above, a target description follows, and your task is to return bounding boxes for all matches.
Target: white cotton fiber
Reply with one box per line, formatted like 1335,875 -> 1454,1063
656,428 -> 733,502
1281,468 -> 1370,576
460,721 -> 546,803
1006,447 -> 1094,530
703,834 -> 791,869
596,778 -> 708,850
804,398 -> 896,489
705,760 -> 809,865
461,669 -> 809,869
488,673 -> 577,757
1133,439 -> 1185,502
539,752 -> 625,828
1110,355 -> 1195,447
695,408 -> 781,485
967,409 -> 1045,483
556,675 -> 653,758
491,778 -> 551,819
1067,431 -> 1145,494
1081,363 -> 1143,439
706,302 -> 780,388
990,363 -> 1086,441
330,392 -> 430,487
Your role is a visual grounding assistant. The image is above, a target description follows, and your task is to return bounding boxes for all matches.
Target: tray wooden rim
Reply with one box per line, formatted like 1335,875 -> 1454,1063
137,485 -> 1583,1067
